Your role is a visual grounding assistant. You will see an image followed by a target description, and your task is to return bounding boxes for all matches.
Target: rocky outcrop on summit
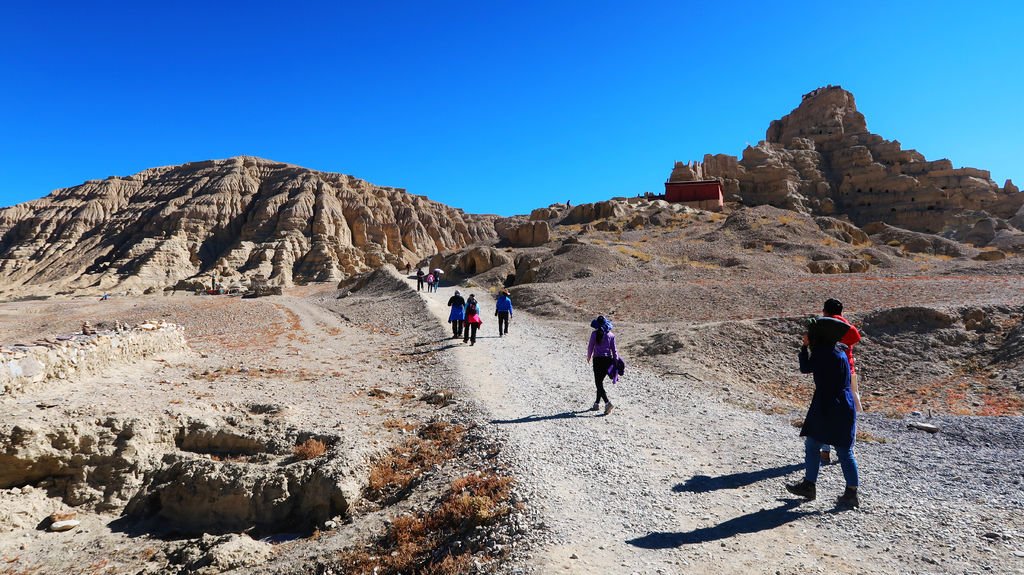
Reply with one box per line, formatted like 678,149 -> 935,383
670,86 -> 1023,235
0,157 -> 497,296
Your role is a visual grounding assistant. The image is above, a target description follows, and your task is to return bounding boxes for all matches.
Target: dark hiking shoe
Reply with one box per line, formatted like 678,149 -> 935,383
589,401 -> 600,411
785,480 -> 816,500
836,487 -> 859,509
603,402 -> 614,415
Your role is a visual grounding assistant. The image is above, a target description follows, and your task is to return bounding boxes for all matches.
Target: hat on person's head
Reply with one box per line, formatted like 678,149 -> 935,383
590,315 -> 613,332
454,290 -> 460,295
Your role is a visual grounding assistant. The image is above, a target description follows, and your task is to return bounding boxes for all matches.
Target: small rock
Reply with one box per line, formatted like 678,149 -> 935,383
570,553 -> 579,560
908,422 -> 940,434
49,519 -> 80,532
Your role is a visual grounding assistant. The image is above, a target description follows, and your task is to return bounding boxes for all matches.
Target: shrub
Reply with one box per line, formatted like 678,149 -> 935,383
338,470 -> 515,575
293,438 -> 327,460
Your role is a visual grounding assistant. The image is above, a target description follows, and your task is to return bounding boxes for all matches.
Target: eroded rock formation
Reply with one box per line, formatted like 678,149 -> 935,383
0,157 -> 498,296
496,220 -> 551,247
670,86 -> 1023,235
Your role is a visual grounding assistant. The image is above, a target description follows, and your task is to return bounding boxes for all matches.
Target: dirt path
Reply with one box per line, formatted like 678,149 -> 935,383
410,282 -> 894,574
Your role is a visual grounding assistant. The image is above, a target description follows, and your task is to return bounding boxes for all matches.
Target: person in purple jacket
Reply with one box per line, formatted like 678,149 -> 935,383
586,315 -> 617,415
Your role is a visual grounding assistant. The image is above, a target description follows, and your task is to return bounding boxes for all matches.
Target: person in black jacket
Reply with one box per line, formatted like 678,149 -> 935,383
416,268 -> 425,292
785,317 -> 861,508
446,290 -> 466,338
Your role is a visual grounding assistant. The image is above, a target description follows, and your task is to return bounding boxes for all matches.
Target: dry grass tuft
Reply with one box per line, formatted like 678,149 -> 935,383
856,430 -> 889,443
293,438 -> 328,460
383,418 -> 417,432
616,246 -> 654,262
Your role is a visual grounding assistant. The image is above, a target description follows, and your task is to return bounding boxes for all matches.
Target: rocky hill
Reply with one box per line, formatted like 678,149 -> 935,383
0,157 -> 497,296
670,86 -> 1024,236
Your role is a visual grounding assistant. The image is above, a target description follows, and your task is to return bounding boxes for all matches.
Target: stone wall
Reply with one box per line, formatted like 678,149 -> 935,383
1,322 -> 187,395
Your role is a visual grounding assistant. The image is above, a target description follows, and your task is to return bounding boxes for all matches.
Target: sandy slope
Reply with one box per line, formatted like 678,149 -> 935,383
413,280 -> 1024,574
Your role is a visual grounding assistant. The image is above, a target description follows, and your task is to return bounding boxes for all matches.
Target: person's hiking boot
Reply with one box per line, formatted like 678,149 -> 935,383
836,487 -> 859,509
785,480 -> 816,500
589,401 -> 600,412
604,402 -> 614,415
820,450 -> 831,465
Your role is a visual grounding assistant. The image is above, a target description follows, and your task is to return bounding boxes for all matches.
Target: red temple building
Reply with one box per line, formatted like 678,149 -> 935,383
664,180 -> 724,211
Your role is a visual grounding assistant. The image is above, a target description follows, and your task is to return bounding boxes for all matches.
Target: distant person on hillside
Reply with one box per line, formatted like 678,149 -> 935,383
432,269 -> 442,291
586,315 -> 617,415
406,262 -> 412,275
464,294 -> 482,345
495,289 -> 513,336
447,290 -> 466,339
786,317 -> 860,509
818,298 -> 863,464
425,272 -> 435,293
416,268 -> 425,292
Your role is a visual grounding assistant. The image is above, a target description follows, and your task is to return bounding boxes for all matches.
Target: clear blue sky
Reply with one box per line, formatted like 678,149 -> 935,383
1,1 -> 1021,216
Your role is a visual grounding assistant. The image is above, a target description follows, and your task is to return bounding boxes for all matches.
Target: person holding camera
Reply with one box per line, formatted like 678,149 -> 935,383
785,314 -> 861,508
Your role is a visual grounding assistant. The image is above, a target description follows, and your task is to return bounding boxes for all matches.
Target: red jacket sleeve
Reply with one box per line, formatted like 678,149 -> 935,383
838,323 -> 861,374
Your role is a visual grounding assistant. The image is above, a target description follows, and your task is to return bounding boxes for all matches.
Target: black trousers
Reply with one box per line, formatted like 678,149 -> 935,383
497,311 -> 510,335
451,319 -> 464,337
416,278 -> 424,291
463,322 -> 479,344
593,356 -> 613,403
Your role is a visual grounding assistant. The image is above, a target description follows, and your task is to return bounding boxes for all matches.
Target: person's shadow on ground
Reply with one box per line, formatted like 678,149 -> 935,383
490,411 -> 585,424
626,499 -> 813,548
672,463 -> 803,493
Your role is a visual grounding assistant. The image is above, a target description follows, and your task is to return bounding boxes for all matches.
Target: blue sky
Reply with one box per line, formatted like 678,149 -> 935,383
1,1 -> 1021,216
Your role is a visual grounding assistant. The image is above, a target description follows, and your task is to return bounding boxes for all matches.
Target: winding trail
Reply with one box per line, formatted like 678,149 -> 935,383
409,280 -> 898,574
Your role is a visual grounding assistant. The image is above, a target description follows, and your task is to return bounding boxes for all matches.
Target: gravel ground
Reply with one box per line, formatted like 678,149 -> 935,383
414,279 -> 1024,574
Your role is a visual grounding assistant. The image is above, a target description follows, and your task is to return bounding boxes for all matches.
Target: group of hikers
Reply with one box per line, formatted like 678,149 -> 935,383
414,263 -> 863,508
415,268 -> 514,345
442,289 -> 513,345
415,267 -> 442,293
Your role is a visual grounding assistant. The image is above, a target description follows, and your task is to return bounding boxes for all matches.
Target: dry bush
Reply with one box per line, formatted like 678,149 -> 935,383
419,421 -> 466,443
762,243 -> 774,253
339,470 -> 515,575
293,438 -> 327,460
366,422 -> 466,502
435,473 -> 515,528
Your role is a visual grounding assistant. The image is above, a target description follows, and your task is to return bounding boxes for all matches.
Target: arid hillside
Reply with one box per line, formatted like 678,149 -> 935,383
0,157 -> 498,297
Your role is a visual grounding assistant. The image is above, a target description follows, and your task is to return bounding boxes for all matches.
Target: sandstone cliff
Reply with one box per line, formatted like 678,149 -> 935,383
0,157 -> 497,296
669,86 -> 1023,235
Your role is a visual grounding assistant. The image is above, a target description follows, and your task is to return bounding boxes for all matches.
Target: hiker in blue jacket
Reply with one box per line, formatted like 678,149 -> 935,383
785,317 -> 861,508
447,290 -> 466,339
495,289 -> 513,337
